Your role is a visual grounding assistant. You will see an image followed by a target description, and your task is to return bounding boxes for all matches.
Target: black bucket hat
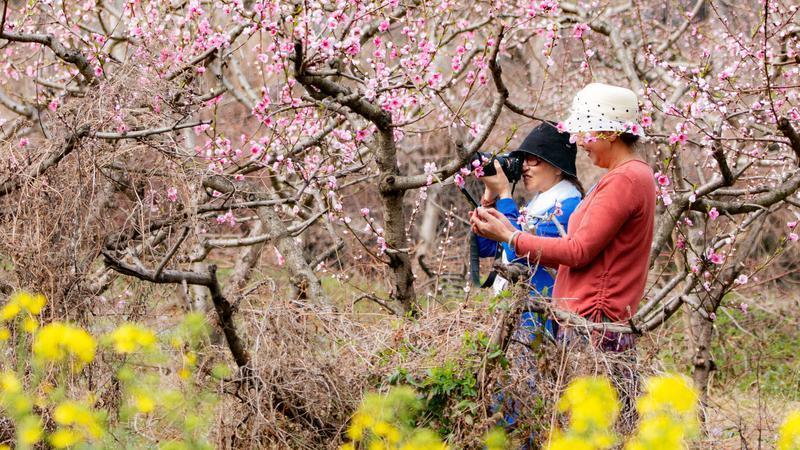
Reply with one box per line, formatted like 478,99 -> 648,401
509,121 -> 578,178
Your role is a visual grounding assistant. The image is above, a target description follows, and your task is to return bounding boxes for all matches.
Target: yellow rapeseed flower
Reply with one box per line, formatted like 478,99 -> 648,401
14,291 -> 46,315
637,374 -> 697,418
23,317 -> 38,333
0,302 -> 20,321
557,376 -> 619,432
108,324 -> 157,354
0,371 -> 21,394
626,374 -> 699,450
53,401 -> 104,439
373,421 -> 401,443
778,411 -> 800,450
18,416 -> 43,445
33,323 -> 96,367
49,428 -> 82,449
1,291 -> 47,322
133,392 -> 156,414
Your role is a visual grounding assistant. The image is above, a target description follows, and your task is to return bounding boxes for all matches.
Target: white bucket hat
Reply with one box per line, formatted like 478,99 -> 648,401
562,83 -> 643,137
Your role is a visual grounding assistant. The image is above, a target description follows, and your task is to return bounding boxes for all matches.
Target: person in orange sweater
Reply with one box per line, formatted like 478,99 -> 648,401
470,83 -> 655,352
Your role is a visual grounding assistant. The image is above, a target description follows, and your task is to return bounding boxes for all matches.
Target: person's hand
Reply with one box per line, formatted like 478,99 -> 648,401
469,207 -> 517,243
480,160 -> 511,200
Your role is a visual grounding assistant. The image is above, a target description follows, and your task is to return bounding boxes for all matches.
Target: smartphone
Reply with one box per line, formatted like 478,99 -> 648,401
460,186 -> 479,208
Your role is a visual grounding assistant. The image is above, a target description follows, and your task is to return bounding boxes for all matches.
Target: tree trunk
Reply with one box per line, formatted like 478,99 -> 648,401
376,128 -> 417,314
688,303 -> 715,423
255,206 -> 331,309
416,184 -> 440,277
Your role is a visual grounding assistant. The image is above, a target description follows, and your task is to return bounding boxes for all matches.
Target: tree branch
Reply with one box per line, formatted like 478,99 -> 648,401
0,31 -> 96,84
0,125 -> 90,198
777,117 -> 800,166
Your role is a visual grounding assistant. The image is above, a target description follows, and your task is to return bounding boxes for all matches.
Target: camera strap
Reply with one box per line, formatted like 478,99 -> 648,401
472,180 -> 519,289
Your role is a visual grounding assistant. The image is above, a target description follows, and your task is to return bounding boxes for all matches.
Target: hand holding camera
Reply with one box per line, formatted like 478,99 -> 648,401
470,152 -> 523,204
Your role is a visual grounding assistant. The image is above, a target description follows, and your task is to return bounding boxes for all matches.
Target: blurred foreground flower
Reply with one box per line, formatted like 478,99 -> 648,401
33,323 -> 96,368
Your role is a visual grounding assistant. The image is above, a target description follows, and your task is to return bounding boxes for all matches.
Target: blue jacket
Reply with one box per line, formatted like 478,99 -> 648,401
476,196 -> 581,295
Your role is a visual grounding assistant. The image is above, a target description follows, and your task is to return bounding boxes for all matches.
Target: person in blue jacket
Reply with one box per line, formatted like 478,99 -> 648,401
474,121 -> 583,435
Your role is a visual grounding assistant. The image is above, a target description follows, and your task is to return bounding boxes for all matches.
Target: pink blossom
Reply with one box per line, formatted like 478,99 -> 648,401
572,23 -> 589,39
655,172 -> 670,186
739,302 -> 749,314
790,233 -> 799,242
378,20 -> 390,32
706,249 -> 724,265
641,116 -> 653,127
360,208 -> 370,217
454,174 -> 465,188
275,247 -> 285,266
788,221 -> 798,229
18,138 -> 29,148
668,133 -> 688,145
708,207 -> 719,221
555,122 -> 566,133
355,129 -> 370,141
166,187 -> 178,202
471,159 -> 484,178
734,274 -> 748,285
216,211 -> 237,227
708,312 -> 716,321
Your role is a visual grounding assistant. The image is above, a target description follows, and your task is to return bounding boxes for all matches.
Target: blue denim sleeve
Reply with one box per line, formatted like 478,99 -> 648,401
475,197 -> 522,258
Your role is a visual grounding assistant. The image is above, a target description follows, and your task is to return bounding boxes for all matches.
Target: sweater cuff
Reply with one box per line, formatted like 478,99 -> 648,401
514,232 -> 541,256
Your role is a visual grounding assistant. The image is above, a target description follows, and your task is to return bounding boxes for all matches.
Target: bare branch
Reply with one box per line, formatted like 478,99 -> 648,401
94,120 -> 209,140
0,126 -> 90,198
0,31 -> 96,84
777,117 -> 800,166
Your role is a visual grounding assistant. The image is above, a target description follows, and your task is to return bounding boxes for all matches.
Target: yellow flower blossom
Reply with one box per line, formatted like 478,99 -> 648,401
0,302 -> 20,321
184,351 -> 197,366
778,411 -> 800,450
23,317 -> 38,333
626,374 -> 699,450
33,323 -> 96,367
546,376 -> 620,450
14,292 -> 46,315
108,324 -> 157,354
133,392 -> 156,414
53,401 -> 104,439
636,375 -> 698,418
18,416 -> 43,445
0,328 -> 10,341
0,371 -> 21,393
1,291 -> 47,321
49,429 -> 82,449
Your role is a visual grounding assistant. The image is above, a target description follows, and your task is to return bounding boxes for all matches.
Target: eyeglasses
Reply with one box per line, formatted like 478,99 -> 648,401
524,156 -> 542,167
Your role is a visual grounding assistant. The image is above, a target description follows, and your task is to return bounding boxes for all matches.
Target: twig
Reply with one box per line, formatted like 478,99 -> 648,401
153,227 -> 190,280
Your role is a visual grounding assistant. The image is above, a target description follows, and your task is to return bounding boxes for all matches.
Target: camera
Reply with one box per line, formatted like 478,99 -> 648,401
470,152 -> 524,183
